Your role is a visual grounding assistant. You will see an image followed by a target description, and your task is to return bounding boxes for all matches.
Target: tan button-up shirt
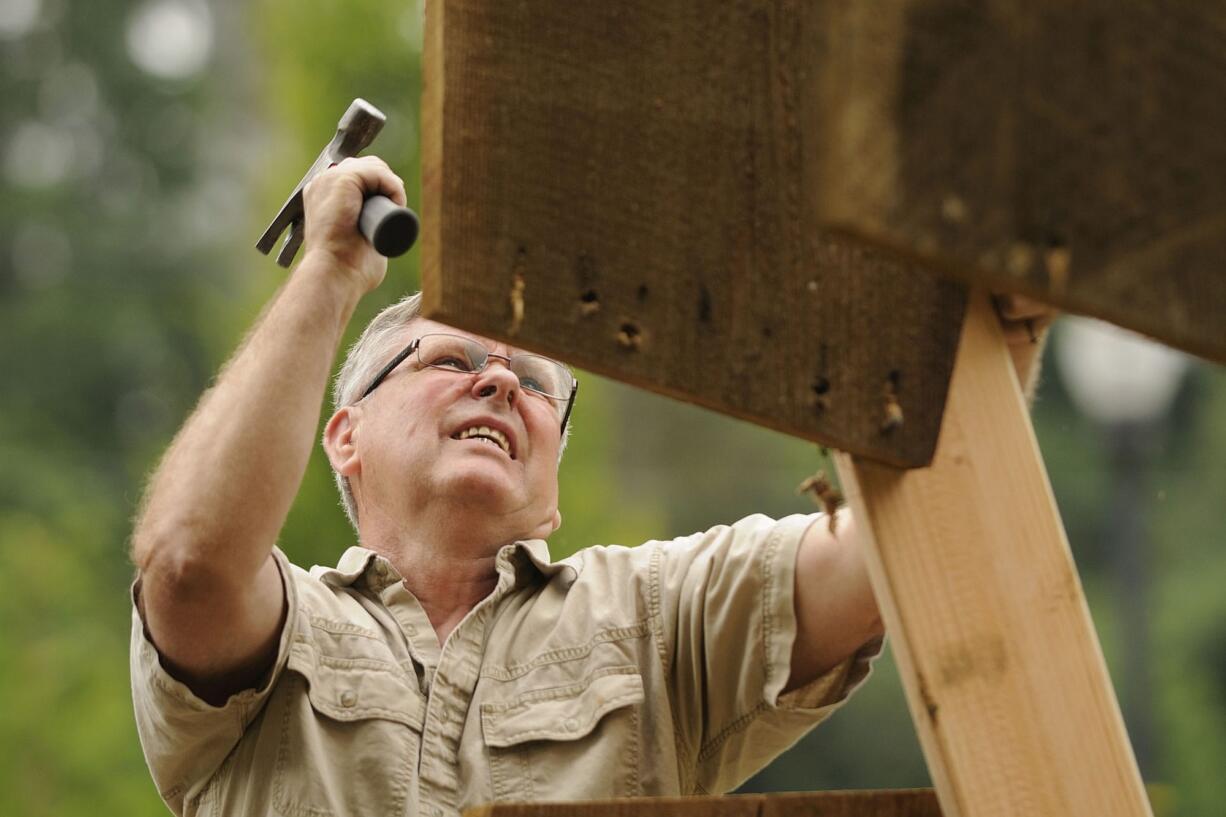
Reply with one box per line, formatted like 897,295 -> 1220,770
131,513 -> 881,817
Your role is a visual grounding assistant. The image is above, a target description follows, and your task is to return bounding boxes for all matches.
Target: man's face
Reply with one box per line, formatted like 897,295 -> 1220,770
348,318 -> 565,540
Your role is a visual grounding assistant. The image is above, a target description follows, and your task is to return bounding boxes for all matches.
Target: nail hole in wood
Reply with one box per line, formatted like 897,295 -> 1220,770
616,321 -> 642,351
881,370 -> 904,433
809,377 -> 830,414
697,285 -> 712,323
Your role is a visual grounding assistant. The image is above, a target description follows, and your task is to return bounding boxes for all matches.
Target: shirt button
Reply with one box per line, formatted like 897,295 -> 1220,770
340,690 -> 357,708
564,717 -> 579,732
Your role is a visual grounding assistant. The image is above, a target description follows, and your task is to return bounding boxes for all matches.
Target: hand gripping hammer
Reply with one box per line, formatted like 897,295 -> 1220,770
256,98 -> 420,267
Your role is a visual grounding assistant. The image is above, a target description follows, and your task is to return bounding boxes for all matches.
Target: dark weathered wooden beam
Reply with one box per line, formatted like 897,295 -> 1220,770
422,1 -> 1224,468
810,0 -> 1226,363
422,0 -> 967,468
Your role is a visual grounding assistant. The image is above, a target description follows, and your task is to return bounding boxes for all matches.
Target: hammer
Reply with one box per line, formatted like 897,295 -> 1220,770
257,98 -> 420,267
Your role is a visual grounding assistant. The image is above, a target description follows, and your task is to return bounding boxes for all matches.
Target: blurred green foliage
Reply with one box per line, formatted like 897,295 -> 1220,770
0,2 -> 1223,816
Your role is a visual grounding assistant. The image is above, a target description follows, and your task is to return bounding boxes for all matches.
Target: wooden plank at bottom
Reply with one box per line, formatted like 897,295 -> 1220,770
833,291 -> 1150,817
464,789 -> 941,817
760,790 -> 942,817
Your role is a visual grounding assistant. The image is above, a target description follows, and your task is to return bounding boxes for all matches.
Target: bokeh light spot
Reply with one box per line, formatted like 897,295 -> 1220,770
125,0 -> 213,80
4,120 -> 75,188
0,0 -> 41,40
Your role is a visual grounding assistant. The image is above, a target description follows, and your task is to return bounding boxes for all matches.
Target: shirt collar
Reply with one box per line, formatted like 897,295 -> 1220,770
309,539 -> 565,590
309,546 -> 380,587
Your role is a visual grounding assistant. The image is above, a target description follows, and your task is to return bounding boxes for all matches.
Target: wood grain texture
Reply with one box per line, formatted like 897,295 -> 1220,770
421,0 -> 967,467
833,291 -> 1150,817
813,0 -> 1226,363
464,789 -> 942,817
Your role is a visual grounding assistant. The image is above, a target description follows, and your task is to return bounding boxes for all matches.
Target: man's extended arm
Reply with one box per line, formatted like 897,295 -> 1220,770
129,157 -> 404,704
785,296 -> 1055,689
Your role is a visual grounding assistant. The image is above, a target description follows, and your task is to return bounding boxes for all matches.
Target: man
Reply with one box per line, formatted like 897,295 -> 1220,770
130,157 -> 1048,816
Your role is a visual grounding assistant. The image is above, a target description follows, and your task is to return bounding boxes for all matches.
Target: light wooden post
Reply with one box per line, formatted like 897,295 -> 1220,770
833,291 -> 1151,817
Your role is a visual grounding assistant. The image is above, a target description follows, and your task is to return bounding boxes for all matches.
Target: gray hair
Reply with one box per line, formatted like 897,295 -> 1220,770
328,291 -> 570,531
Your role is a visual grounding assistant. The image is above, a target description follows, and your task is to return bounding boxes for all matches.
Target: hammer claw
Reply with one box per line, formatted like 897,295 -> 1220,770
256,190 -> 302,256
276,221 -> 304,268
257,98 -> 416,267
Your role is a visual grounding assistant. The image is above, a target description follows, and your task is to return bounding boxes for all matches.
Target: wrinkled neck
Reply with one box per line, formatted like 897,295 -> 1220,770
357,511 -> 506,646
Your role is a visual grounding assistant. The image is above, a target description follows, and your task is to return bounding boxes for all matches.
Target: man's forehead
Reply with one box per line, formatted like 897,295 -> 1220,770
402,318 -> 526,356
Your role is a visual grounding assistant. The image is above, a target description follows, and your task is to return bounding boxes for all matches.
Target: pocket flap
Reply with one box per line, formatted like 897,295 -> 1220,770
289,647 -> 424,730
481,669 -> 644,748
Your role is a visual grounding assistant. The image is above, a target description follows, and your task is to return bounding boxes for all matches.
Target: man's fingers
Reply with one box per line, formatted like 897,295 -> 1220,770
992,293 -> 1058,345
332,155 -> 408,207
993,293 -> 1054,322
297,155 -> 407,287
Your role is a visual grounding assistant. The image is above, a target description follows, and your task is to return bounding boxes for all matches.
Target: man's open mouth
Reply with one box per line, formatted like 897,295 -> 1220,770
451,425 -> 514,459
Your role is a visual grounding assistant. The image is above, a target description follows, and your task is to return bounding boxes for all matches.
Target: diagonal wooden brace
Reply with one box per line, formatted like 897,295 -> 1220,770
834,291 -> 1150,817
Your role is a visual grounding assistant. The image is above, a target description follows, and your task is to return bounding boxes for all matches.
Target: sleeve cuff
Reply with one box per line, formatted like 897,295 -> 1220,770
131,546 -> 299,721
776,634 -> 885,711
760,513 -> 883,712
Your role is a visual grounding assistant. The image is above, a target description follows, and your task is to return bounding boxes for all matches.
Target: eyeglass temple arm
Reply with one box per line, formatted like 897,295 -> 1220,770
359,339 -> 420,401
560,379 -> 578,434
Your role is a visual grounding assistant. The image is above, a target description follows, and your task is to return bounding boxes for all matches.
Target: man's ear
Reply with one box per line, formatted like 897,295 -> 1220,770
531,508 -> 563,541
323,406 -> 362,478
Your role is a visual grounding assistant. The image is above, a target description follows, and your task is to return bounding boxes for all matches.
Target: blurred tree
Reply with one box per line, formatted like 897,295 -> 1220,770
0,0 -> 252,813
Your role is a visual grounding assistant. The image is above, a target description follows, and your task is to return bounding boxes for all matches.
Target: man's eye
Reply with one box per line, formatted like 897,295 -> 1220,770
432,356 -> 473,370
519,376 -> 546,393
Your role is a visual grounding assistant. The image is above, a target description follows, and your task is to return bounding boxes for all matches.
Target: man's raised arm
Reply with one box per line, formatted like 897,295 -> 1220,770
129,157 -> 405,705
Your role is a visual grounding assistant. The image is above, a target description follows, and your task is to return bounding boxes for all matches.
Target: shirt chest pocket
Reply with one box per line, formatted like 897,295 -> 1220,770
271,651 -> 424,817
481,667 -> 645,802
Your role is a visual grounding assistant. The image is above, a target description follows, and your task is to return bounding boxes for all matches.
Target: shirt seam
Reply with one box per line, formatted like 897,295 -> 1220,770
650,541 -> 698,791
648,543 -> 668,670
478,621 -> 652,680
307,615 -> 381,640
695,519 -> 787,763
760,521 -> 782,698
696,700 -> 770,763
479,665 -> 641,711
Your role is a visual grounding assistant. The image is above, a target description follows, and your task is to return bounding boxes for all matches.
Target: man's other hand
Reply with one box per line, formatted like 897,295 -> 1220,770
993,293 -> 1057,346
992,292 -> 1059,400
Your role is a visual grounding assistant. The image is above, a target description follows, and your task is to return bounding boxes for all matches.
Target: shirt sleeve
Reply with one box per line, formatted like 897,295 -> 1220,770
651,513 -> 883,793
129,546 -> 300,816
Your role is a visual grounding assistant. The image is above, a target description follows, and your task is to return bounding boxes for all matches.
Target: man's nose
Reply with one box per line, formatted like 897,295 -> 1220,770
472,358 -> 519,405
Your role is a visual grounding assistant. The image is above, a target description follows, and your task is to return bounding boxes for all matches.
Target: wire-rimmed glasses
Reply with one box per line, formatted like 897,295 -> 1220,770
358,333 -> 578,433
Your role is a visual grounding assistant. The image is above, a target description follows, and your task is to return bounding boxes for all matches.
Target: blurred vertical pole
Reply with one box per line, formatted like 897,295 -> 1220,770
1106,422 -> 1155,775
1055,316 -> 1191,783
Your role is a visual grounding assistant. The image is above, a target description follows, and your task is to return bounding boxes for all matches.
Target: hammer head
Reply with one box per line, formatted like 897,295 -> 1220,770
256,98 -> 388,267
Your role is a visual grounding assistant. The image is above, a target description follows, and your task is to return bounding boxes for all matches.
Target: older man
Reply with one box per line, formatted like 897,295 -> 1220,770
130,157 -> 1043,816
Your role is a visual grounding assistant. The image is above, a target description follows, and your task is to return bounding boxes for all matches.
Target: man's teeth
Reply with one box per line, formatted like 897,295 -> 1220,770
454,426 -> 512,457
